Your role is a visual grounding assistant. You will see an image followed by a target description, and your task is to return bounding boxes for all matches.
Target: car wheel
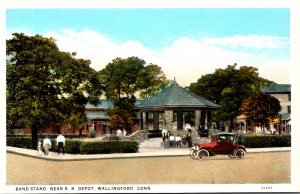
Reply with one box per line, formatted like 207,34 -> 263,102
190,150 -> 198,160
235,148 -> 245,159
228,154 -> 235,158
197,149 -> 209,160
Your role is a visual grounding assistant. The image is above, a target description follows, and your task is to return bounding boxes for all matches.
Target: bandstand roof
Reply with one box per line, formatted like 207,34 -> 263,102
135,82 -> 220,111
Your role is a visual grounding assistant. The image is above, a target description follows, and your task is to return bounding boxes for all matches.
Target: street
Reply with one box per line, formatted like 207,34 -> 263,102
7,151 -> 290,184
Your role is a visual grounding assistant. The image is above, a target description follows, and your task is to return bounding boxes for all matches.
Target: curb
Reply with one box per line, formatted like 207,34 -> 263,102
6,146 -> 291,161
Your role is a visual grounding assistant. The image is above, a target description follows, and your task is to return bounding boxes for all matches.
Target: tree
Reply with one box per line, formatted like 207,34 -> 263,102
137,63 -> 170,99
100,57 -> 170,134
107,97 -> 136,133
99,57 -> 145,100
240,93 -> 281,131
6,33 -> 103,148
189,64 -> 274,131
99,57 -> 170,100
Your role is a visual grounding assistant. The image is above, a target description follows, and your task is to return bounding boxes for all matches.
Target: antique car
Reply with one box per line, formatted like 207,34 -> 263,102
190,132 -> 246,160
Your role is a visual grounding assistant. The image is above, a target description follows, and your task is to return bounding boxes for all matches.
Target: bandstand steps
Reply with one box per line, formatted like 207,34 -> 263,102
139,137 -> 162,148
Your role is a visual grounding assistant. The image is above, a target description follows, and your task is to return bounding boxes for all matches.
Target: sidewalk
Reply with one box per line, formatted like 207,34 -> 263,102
6,146 -> 291,161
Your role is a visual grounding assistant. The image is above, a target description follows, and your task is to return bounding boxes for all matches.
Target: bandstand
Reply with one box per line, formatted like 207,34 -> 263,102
135,82 -> 221,135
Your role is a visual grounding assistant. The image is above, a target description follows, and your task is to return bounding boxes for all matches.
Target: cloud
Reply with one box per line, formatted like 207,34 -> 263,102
201,35 -> 289,49
42,29 -> 289,86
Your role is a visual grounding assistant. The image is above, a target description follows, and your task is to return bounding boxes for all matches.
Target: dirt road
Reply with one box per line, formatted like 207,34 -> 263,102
7,152 -> 290,184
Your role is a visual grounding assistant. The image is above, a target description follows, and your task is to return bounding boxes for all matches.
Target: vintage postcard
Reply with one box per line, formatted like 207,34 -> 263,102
1,0 -> 300,193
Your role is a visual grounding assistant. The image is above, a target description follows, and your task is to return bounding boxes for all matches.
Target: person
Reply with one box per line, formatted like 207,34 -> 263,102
185,123 -> 192,131
37,141 -> 43,156
117,129 -> 122,136
161,128 -> 167,141
175,135 -> 182,147
123,129 -> 127,137
187,129 -> 192,147
43,136 -> 52,155
238,134 -> 244,145
169,134 -> 175,147
56,133 -> 66,155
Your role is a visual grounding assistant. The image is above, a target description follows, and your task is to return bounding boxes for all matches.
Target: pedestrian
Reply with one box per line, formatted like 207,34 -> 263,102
169,134 -> 175,147
185,123 -> 192,131
37,141 -> 43,156
43,136 -> 52,155
175,135 -> 182,147
56,133 -> 66,155
117,129 -> 122,136
161,128 -> 167,141
238,134 -> 244,145
187,129 -> 192,147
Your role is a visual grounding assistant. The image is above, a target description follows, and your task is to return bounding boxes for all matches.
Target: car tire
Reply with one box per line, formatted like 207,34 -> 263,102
197,149 -> 209,160
235,148 -> 245,159
190,150 -> 198,160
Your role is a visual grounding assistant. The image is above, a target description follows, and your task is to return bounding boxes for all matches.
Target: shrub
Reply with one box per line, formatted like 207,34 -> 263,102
244,135 -> 291,148
64,140 -> 81,154
121,141 -> 139,153
80,141 -> 110,154
7,136 -> 32,149
89,130 -> 96,138
80,140 -> 139,154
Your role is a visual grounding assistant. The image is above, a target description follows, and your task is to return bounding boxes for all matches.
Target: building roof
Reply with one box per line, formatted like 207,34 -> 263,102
135,82 -> 220,110
262,84 -> 291,93
86,99 -> 144,110
85,100 -> 114,110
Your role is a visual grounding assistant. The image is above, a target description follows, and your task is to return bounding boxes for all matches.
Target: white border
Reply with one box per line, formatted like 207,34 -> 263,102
1,0 -> 299,193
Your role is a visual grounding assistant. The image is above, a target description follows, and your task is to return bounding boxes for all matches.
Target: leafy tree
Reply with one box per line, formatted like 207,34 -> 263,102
137,63 -> 170,99
100,57 -> 170,133
240,93 -> 281,131
6,33 -> 103,148
99,57 -> 145,100
100,57 -> 170,100
107,97 -> 136,133
189,63 -> 274,131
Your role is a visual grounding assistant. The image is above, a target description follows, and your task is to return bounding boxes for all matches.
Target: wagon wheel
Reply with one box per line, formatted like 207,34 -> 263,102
190,149 -> 198,160
235,148 -> 246,159
197,149 -> 209,160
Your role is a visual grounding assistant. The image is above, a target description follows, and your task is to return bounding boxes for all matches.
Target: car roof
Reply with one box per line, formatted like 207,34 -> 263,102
211,132 -> 235,136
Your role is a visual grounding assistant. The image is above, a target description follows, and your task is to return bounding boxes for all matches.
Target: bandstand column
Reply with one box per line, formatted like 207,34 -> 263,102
195,110 -> 201,130
165,110 -> 173,132
153,112 -> 159,130
142,112 -> 147,129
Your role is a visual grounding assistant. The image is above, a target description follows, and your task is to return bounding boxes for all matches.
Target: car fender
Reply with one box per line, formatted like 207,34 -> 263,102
234,146 -> 247,153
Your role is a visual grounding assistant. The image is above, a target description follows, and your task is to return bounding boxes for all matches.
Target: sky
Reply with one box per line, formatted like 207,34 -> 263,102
6,8 -> 290,86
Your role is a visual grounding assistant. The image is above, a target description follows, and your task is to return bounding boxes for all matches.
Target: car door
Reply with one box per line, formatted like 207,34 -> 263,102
213,136 -> 234,154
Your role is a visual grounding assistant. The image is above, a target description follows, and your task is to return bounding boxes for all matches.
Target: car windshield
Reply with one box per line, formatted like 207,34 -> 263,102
212,133 -> 235,143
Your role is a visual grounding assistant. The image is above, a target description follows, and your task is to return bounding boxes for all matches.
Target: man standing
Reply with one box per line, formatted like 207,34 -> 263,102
161,128 -> 167,141
43,136 -> 52,155
56,133 -> 66,155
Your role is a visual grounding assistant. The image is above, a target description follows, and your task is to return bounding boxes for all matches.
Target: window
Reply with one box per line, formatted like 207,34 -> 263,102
288,106 -> 291,113
288,93 -> 291,102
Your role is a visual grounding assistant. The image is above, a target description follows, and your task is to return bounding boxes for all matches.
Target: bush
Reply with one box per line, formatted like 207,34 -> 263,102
7,136 -> 32,149
80,140 -> 139,154
121,141 -> 139,153
6,134 -> 89,139
244,135 -> 291,148
64,140 -> 81,154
